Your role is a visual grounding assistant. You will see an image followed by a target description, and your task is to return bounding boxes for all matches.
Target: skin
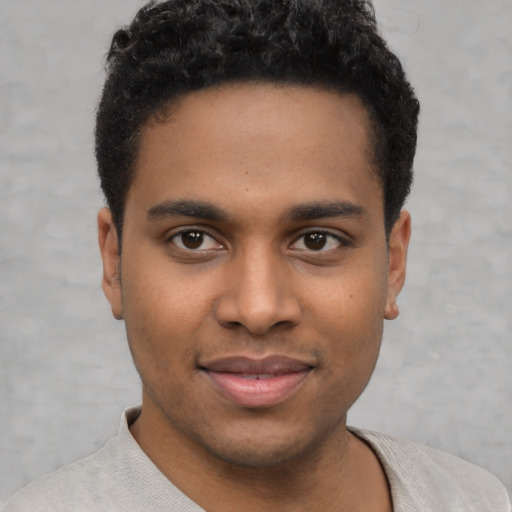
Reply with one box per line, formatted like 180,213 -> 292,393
98,83 -> 410,511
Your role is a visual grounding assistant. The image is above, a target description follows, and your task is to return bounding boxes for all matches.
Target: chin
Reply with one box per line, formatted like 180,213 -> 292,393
194,421 -> 334,470
205,439 -> 310,469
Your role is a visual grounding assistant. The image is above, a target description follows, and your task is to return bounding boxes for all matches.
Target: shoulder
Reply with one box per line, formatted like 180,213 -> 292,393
1,406 -> 205,512
351,427 -> 511,512
1,436 -> 122,512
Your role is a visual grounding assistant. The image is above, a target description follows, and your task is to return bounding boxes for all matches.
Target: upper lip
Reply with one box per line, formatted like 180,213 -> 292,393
199,355 -> 314,374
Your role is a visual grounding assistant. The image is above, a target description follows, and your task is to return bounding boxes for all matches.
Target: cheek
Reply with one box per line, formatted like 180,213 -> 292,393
307,261 -> 388,369
317,284 -> 385,407
122,247 -> 212,319
308,260 -> 388,328
120,259 -> 214,368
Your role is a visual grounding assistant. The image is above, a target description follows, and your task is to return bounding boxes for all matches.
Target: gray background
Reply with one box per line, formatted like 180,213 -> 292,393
1,0 -> 511,503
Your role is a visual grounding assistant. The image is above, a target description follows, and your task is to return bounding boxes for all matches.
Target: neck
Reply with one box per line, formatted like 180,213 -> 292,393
130,399 -> 392,512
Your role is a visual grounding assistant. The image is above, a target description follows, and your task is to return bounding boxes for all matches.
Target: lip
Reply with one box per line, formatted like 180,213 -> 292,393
199,355 -> 314,408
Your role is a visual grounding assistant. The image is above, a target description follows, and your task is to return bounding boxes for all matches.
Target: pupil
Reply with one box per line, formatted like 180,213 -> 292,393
182,231 -> 203,249
305,233 -> 326,250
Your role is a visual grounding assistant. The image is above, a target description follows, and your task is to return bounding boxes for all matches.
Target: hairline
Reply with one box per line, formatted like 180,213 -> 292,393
114,79 -> 388,249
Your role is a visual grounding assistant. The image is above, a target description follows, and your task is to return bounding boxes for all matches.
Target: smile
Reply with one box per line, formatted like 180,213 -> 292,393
199,355 -> 314,408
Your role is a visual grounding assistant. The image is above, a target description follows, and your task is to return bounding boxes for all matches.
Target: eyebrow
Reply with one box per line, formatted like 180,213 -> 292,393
285,201 -> 367,221
147,199 -> 366,224
147,200 -> 227,222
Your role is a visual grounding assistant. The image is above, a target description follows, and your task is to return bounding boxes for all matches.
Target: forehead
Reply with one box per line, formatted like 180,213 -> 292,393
128,83 -> 382,219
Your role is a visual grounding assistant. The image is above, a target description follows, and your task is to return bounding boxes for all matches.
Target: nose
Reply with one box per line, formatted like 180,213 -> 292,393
215,248 -> 302,336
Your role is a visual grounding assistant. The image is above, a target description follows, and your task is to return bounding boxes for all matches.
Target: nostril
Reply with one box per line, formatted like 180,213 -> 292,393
273,320 -> 296,330
223,320 -> 243,330
214,270 -> 302,335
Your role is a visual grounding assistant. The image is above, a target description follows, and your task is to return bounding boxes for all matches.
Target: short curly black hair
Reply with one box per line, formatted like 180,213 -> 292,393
96,0 -> 419,239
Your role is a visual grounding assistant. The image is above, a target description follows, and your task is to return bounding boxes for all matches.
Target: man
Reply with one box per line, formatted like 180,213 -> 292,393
2,0 -> 510,510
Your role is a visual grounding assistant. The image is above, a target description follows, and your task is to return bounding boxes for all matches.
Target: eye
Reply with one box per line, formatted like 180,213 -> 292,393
291,231 -> 344,252
170,230 -> 223,251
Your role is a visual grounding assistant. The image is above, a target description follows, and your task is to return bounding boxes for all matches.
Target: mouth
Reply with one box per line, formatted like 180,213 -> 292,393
199,355 -> 314,408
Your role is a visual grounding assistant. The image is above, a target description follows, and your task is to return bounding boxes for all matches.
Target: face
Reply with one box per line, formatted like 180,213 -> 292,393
99,83 -> 410,468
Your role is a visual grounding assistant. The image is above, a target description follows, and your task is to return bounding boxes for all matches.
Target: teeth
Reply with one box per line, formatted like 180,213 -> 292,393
239,374 -> 274,380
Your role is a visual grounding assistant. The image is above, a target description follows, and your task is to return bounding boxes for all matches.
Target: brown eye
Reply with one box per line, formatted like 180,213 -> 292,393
171,230 -> 222,251
181,231 -> 204,249
291,231 -> 344,252
304,232 -> 327,250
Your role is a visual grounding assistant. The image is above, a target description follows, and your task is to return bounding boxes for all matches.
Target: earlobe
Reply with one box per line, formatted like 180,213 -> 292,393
98,207 -> 123,320
384,210 -> 411,321
384,302 -> 400,321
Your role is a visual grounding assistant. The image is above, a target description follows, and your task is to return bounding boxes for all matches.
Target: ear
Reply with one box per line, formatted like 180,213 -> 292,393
384,210 -> 411,320
98,207 -> 123,320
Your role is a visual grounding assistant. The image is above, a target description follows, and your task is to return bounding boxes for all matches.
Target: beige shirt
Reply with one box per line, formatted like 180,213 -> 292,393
2,407 -> 510,511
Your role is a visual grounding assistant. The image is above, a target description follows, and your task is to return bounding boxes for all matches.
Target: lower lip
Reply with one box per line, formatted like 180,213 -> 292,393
203,370 -> 311,408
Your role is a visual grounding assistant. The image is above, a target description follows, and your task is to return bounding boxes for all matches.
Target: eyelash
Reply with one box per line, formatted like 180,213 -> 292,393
169,229 -> 222,251
290,230 -> 349,252
168,228 -> 349,253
